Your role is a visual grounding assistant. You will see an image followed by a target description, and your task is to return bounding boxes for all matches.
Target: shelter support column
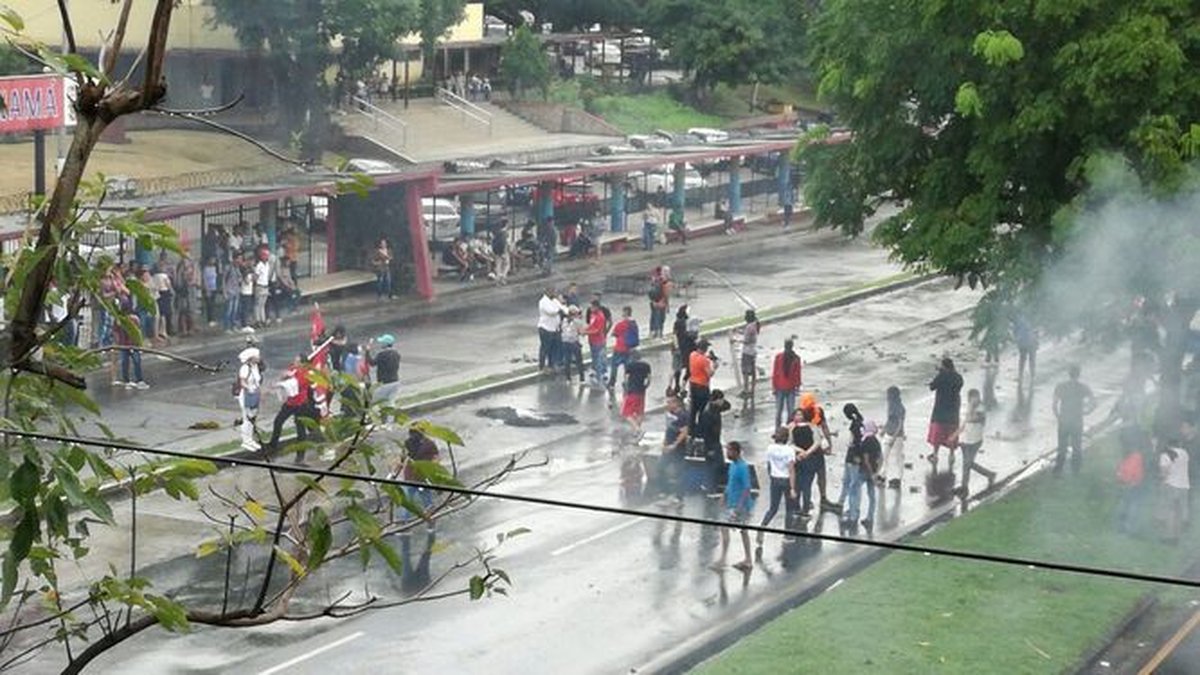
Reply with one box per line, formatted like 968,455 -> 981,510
406,179 -> 436,301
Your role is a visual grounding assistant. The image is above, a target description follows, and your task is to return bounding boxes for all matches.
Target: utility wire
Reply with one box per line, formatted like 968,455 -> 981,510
7,428 -> 1200,590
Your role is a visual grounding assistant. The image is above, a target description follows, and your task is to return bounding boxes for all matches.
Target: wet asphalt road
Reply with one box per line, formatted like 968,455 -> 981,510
59,274 -> 1135,675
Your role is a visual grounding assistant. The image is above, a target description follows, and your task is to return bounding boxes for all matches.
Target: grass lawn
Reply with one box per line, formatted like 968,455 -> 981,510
587,91 -> 728,135
698,437 -> 1200,674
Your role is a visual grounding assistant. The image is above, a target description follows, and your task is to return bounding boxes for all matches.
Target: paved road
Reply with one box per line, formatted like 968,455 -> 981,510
52,274 -> 1133,675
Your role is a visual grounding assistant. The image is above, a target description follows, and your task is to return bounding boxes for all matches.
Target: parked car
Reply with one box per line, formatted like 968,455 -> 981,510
687,127 -> 730,143
629,164 -> 707,195
626,134 -> 672,151
586,41 -> 623,66
343,158 -> 400,175
421,197 -> 461,241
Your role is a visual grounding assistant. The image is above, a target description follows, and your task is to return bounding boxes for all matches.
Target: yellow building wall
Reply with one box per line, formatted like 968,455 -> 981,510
5,0 -> 240,52
400,2 -> 482,45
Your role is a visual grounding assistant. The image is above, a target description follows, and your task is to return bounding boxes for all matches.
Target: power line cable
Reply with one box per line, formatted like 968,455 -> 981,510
7,428 -> 1199,590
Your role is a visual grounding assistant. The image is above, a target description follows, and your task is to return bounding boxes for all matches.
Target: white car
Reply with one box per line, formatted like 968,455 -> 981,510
626,134 -> 672,151
421,198 -> 461,241
344,158 -> 400,175
587,41 -> 623,66
686,127 -> 730,143
631,164 -> 707,195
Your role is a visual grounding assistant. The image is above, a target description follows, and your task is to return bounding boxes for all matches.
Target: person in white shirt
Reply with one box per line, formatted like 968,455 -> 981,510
560,306 -> 585,384
1159,441 -> 1190,544
237,347 -> 263,451
253,251 -> 271,327
958,388 -> 997,498
537,287 -> 565,372
756,427 -> 798,552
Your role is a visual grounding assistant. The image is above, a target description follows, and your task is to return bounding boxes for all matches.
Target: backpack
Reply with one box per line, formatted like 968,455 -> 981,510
648,279 -> 664,302
626,320 -> 640,348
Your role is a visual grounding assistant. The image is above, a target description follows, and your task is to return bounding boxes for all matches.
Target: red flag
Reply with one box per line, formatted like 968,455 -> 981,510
310,305 -> 326,343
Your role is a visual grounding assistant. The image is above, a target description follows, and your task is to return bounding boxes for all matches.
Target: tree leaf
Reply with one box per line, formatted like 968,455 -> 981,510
469,575 -> 486,600
371,539 -> 404,576
81,490 -> 115,526
273,545 -> 307,579
412,420 -> 464,447
244,498 -> 266,522
10,508 -> 39,561
11,457 -> 39,505
1,6 -> 25,32
345,504 -> 381,542
195,540 -> 222,558
146,595 -> 189,632
307,507 -> 331,571
381,483 -> 425,520
52,465 -> 87,507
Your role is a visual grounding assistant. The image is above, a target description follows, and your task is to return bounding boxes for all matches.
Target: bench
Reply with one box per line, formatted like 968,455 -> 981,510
598,231 -> 632,254
297,270 -> 376,298
662,215 -> 746,243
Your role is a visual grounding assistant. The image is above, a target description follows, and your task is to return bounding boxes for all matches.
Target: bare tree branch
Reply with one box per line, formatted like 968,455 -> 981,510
82,345 -> 226,374
103,0 -> 134,78
146,108 -> 309,167
153,94 -> 247,117
55,0 -> 76,54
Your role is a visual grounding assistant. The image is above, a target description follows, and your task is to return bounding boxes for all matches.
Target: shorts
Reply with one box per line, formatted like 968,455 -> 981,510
621,392 -> 646,419
926,422 -> 960,448
741,353 -> 755,376
725,507 -> 750,525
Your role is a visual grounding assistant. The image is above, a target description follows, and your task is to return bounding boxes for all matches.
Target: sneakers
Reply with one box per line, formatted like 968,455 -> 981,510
821,499 -> 842,514
241,326 -> 256,334
111,380 -> 124,387
132,381 -> 150,390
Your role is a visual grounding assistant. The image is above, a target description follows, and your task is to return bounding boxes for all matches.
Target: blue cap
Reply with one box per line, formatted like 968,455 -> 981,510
377,333 -> 395,346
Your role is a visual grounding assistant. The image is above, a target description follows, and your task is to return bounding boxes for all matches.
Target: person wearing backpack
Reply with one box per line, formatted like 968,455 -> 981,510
608,306 -> 639,391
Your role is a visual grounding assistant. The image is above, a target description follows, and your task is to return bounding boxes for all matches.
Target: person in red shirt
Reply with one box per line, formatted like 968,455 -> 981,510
583,298 -> 609,386
607,306 -> 639,390
268,354 -> 317,461
772,338 -> 803,429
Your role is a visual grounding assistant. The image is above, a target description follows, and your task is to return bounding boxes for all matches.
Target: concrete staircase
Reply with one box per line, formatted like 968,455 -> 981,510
336,97 -> 615,164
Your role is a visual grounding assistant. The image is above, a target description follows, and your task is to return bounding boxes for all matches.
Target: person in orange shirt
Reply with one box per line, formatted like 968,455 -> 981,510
688,338 -> 716,431
798,392 -> 839,512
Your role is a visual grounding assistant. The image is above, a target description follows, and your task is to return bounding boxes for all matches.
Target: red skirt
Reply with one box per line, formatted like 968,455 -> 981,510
926,421 -> 959,448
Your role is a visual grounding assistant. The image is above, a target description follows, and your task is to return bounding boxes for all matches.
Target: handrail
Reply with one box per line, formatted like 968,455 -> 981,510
351,96 -> 408,148
434,87 -> 494,135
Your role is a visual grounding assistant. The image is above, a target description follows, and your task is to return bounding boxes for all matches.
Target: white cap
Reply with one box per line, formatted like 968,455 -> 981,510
238,347 -> 260,363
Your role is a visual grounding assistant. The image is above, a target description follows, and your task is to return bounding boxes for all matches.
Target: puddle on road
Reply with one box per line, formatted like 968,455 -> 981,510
476,406 -> 578,427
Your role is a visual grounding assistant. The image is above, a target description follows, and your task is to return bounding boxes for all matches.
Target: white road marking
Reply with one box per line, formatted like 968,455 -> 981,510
551,518 -> 643,557
824,578 -> 844,593
256,631 -> 364,675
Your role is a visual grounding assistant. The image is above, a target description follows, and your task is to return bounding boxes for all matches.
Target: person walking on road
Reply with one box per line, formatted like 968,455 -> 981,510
757,427 -> 798,555
927,357 -> 964,469
114,300 -> 149,390
648,266 -> 671,339
253,247 -> 271,328
957,388 -> 997,498
738,310 -> 761,401
798,392 -> 838,513
715,441 -> 754,572
881,385 -> 907,489
791,412 -> 822,515
236,346 -> 263,452
622,350 -> 651,436
688,339 -> 716,431
1114,425 -> 1148,534
697,390 -> 731,495
859,421 -> 882,530
609,306 -> 639,390
661,396 -> 690,505
584,297 -> 609,387
772,339 -> 802,430
560,306 -> 586,385
367,333 -> 401,405
1158,439 -> 1190,544
837,403 -> 865,515
537,287 -> 565,372
1053,364 -> 1095,475
371,237 -> 395,300
222,253 -> 242,333
268,355 -> 316,461
671,305 -> 695,394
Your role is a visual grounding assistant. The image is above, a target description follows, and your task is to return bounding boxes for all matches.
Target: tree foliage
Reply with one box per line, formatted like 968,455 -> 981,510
801,0 -> 1200,416
500,25 -> 551,99
485,0 -> 643,32
645,0 -> 805,97
0,5 -> 521,671
419,0 -> 468,79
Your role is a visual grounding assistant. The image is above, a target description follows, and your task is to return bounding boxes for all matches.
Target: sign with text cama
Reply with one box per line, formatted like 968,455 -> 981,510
0,74 -> 77,134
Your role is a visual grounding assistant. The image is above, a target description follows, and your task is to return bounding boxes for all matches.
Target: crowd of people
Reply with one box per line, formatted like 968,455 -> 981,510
532,265 -> 1198,562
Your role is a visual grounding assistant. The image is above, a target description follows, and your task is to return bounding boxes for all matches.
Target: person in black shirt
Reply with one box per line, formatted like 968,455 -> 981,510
927,357 -> 963,469
622,350 -> 651,434
697,390 -> 731,494
368,333 -> 401,405
672,305 -> 694,394
1053,364 -> 1095,475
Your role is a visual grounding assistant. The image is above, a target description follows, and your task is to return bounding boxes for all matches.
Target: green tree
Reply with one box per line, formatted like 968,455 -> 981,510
0,44 -> 34,75
801,0 -> 1200,418
209,0 -> 428,159
485,0 -> 643,32
419,0 -> 467,80
645,0 -> 804,100
0,5 -> 518,671
500,25 -> 551,99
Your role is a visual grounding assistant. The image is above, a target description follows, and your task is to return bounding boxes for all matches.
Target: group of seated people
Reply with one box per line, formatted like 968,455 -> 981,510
440,231 -> 500,281
439,217 -> 602,282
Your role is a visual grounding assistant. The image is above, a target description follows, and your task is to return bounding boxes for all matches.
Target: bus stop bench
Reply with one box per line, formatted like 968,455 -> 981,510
297,270 -> 376,298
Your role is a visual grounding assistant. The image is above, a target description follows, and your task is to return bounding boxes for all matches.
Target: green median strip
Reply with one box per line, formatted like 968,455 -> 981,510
696,438 -> 1197,674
